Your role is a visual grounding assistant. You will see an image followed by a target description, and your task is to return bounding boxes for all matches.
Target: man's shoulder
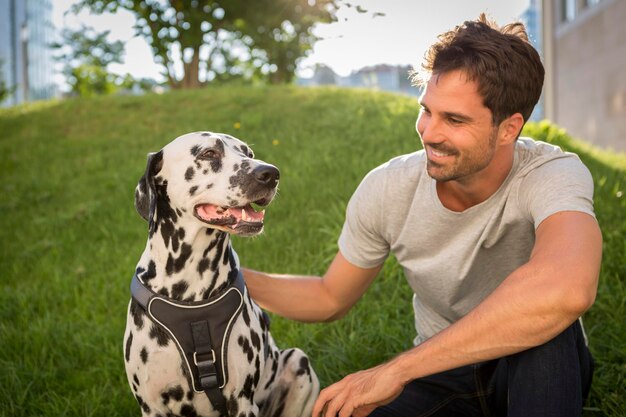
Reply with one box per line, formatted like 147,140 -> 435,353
369,150 -> 426,179
355,150 -> 427,201
514,137 -> 589,179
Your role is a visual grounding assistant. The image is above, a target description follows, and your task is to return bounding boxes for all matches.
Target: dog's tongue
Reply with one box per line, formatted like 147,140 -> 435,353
196,204 -> 265,225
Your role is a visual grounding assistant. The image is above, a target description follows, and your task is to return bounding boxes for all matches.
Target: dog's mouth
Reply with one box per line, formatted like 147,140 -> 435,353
194,202 -> 267,235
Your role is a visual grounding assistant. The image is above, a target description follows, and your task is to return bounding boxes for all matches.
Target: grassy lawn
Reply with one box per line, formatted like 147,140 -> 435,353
0,85 -> 624,416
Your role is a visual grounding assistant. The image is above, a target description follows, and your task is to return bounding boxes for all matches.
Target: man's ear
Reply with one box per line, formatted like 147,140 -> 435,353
134,150 -> 163,222
499,112 -> 525,144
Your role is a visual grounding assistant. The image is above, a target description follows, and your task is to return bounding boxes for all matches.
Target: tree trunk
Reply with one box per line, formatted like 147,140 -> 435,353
182,46 -> 202,89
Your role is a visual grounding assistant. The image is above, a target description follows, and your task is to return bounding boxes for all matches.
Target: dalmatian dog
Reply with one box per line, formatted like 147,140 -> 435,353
124,132 -> 319,417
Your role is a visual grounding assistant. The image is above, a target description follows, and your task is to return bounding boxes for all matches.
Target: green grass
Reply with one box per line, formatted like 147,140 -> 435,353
0,86 -> 624,416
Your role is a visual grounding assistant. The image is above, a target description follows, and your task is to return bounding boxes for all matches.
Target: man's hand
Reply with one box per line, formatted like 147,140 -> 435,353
312,360 -> 407,417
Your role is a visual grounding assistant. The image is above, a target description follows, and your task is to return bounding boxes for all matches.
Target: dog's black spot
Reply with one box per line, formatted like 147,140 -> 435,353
282,348 -> 296,365
187,390 -> 194,401
201,132 -> 211,137
180,404 -> 198,417
152,179 -> 179,246
233,163 -> 239,171
185,166 -> 195,181
240,144 -> 251,157
240,374 -> 254,399
198,258 -> 210,275
206,183 -> 213,190
210,233 -> 227,272
183,293 -> 196,302
222,244 -> 230,265
242,306 -> 251,326
176,208 -> 183,217
297,356 -> 310,376
140,346 -> 148,363
191,145 -> 201,156
264,356 -> 279,390
238,335 -> 254,363
171,280 -> 189,300
135,394 -> 151,413
203,169 -> 208,175
149,324 -> 170,346
133,374 -> 140,386
130,299 -> 145,329
158,287 -> 170,297
125,331 -> 133,362
250,329 -> 261,351
140,260 -> 157,283
229,160 -> 251,188
189,185 -> 198,196
227,394 -> 239,416
165,243 -> 192,276
254,356 -> 261,385
214,139 -> 226,172
170,385 -> 185,401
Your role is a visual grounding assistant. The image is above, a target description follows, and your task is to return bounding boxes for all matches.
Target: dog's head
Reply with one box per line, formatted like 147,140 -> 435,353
135,132 -> 279,237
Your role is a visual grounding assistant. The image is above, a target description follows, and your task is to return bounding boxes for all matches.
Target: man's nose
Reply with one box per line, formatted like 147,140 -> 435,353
417,114 -> 438,143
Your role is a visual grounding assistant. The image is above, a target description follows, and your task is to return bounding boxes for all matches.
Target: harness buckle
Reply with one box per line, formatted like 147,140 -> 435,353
193,350 -> 216,366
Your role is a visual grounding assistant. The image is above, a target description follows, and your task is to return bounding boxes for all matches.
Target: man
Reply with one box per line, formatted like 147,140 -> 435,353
244,14 -> 601,416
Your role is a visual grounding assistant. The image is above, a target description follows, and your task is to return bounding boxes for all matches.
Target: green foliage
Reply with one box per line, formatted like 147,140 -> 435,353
71,0 -> 338,88
0,87 -> 624,416
52,26 -> 128,97
0,59 -> 15,103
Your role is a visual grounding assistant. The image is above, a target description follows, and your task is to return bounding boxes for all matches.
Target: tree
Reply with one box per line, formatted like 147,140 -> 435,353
0,59 -> 14,103
52,25 -> 126,97
71,0 -> 338,88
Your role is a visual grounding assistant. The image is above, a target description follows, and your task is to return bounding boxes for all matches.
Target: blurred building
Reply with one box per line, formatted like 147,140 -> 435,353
521,0 -> 544,121
0,0 -> 56,107
542,0 -> 626,152
297,63 -> 420,97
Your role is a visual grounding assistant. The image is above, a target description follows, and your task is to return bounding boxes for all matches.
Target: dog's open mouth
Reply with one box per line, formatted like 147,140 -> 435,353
194,203 -> 266,233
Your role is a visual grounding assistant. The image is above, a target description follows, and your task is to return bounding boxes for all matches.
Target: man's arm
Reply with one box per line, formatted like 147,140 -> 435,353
243,251 -> 383,323
314,211 -> 602,417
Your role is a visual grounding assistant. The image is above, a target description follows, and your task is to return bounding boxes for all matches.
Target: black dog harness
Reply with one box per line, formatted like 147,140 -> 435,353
131,271 -> 245,416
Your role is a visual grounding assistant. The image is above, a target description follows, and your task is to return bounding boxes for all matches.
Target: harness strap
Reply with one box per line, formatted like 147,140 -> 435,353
191,321 -> 228,416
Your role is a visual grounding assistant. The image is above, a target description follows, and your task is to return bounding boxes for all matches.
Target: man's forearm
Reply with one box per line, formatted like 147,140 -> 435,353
242,268 -> 341,322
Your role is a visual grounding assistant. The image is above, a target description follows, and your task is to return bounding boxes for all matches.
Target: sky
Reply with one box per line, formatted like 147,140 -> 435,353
52,0 -> 530,83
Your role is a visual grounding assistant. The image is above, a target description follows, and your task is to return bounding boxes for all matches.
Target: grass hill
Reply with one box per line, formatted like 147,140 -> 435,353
1,86 -> 624,416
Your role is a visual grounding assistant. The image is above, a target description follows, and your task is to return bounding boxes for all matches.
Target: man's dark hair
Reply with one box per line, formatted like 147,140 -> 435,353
411,14 -> 544,125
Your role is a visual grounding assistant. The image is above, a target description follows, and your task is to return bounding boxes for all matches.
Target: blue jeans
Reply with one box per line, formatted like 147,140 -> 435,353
369,321 -> 593,416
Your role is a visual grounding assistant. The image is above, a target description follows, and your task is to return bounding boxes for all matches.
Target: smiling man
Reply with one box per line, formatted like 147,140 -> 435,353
244,14 -> 601,417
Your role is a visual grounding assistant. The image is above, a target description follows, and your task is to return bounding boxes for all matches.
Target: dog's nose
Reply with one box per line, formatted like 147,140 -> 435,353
253,164 -> 280,186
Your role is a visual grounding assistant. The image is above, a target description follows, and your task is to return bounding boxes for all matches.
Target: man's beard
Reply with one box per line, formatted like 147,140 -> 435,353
425,129 -> 498,182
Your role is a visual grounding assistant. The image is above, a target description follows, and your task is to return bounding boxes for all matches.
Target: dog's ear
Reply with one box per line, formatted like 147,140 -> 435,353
135,150 -> 163,222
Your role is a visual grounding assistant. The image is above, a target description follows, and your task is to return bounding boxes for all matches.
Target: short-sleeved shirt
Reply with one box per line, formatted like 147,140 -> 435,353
338,137 -> 596,345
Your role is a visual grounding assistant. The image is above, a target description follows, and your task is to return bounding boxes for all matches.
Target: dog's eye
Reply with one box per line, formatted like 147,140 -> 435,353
199,149 -> 220,159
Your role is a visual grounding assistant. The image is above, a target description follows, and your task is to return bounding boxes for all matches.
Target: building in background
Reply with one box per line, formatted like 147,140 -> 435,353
521,0 -> 544,121
297,63 -> 420,97
542,0 -> 626,152
0,0 -> 56,107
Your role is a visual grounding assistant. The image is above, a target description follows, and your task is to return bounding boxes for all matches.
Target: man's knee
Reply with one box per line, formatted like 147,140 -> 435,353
492,320 -> 594,416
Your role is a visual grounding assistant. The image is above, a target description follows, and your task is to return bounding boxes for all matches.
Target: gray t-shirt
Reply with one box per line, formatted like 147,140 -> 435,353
338,137 -> 595,345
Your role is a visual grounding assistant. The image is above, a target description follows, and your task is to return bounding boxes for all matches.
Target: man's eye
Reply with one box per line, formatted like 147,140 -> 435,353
449,118 -> 463,125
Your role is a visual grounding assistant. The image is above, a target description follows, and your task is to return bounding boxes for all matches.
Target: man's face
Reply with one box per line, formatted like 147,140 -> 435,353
416,70 -> 502,183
